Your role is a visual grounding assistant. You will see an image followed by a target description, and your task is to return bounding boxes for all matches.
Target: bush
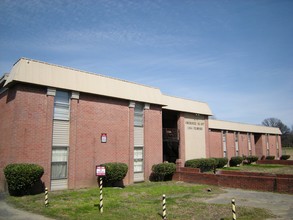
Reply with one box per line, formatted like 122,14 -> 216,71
185,158 -> 217,172
213,158 -> 228,168
101,163 -> 128,186
150,163 -> 176,181
229,156 -> 243,167
265,156 -> 275,160
245,156 -> 259,164
280,155 -> 290,160
4,163 -> 44,196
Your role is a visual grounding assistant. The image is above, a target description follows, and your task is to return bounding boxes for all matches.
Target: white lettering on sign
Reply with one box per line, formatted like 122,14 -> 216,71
96,166 -> 106,176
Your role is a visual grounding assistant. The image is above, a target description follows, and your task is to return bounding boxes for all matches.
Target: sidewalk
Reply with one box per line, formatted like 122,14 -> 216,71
0,193 -> 54,220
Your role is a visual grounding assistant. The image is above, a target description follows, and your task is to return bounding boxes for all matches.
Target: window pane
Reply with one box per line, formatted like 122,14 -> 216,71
134,161 -> 143,172
52,148 -> 68,162
54,91 -> 70,120
134,103 -> 144,127
51,162 -> 67,179
134,148 -> 143,159
55,91 -> 69,104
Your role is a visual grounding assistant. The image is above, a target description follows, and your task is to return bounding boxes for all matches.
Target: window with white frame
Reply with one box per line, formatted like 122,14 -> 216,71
222,131 -> 227,157
247,133 -> 252,156
134,102 -> 144,127
54,90 -> 70,120
235,132 -> 239,156
51,90 -> 70,180
51,147 -> 68,179
134,147 -> 144,173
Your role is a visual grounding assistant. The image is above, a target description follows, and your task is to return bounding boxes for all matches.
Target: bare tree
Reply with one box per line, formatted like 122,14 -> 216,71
262,118 -> 293,147
262,118 -> 290,135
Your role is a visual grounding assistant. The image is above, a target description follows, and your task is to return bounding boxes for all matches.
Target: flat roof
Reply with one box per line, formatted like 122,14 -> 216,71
209,119 -> 281,135
162,95 -> 212,116
4,58 -> 213,115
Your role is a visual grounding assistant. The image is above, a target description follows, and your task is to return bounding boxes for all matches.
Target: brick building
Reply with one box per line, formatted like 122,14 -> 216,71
0,58 -> 281,191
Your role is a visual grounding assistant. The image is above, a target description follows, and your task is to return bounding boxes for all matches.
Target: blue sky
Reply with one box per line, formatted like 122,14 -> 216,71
1,0 -> 292,127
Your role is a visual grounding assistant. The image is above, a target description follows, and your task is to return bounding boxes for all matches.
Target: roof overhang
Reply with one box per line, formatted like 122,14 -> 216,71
209,119 -> 282,135
4,58 -> 166,105
162,94 -> 213,116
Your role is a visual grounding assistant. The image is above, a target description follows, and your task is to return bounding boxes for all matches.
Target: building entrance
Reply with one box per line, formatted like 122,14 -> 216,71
162,110 -> 179,163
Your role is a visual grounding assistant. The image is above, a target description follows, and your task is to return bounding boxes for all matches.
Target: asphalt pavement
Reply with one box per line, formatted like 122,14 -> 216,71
206,188 -> 293,220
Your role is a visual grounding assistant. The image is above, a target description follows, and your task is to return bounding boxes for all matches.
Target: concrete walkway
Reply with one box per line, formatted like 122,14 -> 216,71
205,188 -> 293,220
0,193 -> 54,220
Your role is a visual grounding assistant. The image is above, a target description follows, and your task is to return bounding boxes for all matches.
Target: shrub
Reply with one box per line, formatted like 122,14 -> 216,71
4,163 -> 44,196
280,155 -> 291,160
101,162 -> 128,186
245,156 -> 259,164
150,163 -> 176,181
265,156 -> 275,160
213,157 -> 228,168
229,156 -> 243,167
185,158 -> 217,172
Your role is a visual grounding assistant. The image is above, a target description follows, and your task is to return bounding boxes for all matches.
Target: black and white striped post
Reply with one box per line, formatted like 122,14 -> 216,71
232,198 -> 236,220
99,177 -> 103,213
96,165 -> 106,214
162,194 -> 167,220
44,187 -> 49,207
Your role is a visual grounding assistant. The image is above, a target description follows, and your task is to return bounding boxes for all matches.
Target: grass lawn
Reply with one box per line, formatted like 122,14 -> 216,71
6,181 -> 275,220
220,163 -> 293,174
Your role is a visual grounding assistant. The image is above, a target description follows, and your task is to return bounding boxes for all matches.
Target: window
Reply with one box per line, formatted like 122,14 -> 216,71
247,133 -> 252,156
51,147 -> 68,179
134,103 -> 144,127
51,90 -> 70,181
235,132 -> 239,156
54,90 -> 70,120
134,147 -> 143,173
222,131 -> 227,157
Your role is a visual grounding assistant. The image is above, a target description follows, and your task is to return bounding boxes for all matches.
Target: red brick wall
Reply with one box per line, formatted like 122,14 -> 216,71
208,130 -> 280,160
257,160 -> 293,166
238,133 -> 248,156
208,130 -> 223,158
250,134 -> 256,156
255,135 -> 265,157
0,84 -> 53,191
0,83 -> 164,191
226,132 -> 235,158
178,113 -> 186,163
144,105 -> 163,180
68,93 -> 132,188
268,134 -> 277,157
173,168 -> 293,194
68,93 -> 163,188
204,117 -> 211,158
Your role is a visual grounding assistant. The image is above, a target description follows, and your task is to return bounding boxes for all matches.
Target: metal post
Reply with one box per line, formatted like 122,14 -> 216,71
45,187 -> 49,207
99,177 -> 103,213
162,194 -> 167,220
232,198 -> 236,220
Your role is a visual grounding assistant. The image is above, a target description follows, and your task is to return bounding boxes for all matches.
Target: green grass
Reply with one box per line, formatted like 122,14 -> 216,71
220,163 -> 293,174
6,181 -> 275,220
